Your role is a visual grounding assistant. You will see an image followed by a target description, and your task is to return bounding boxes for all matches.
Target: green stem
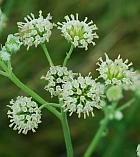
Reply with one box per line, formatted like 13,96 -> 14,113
0,60 -> 8,72
63,45 -> 74,66
0,70 -> 8,77
4,0 -> 15,16
60,100 -> 73,157
8,72 -> 61,119
84,102 -> 117,157
83,117 -> 109,157
41,44 -> 54,66
39,103 -> 60,109
117,98 -> 135,111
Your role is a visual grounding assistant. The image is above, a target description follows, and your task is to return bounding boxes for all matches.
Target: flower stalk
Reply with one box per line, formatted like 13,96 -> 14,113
41,44 -> 54,66
83,116 -> 109,157
60,99 -> 74,157
8,72 -> 61,119
83,102 -> 117,157
63,44 -> 74,66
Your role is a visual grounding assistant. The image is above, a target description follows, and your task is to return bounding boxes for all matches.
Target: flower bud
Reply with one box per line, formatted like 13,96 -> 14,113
0,46 -> 11,61
114,110 -> 123,120
106,85 -> 123,102
5,34 -> 22,54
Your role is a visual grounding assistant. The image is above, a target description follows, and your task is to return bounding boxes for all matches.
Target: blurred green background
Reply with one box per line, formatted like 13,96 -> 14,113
0,0 -> 140,157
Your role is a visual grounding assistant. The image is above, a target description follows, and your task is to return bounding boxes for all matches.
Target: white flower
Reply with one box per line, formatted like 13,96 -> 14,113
5,34 -> 22,53
62,74 -> 104,118
41,66 -> 76,97
17,10 -> 54,50
7,96 -> 41,134
137,144 -> 140,157
0,9 -> 7,32
57,14 -> 98,50
97,53 -> 135,90
0,46 -> 11,61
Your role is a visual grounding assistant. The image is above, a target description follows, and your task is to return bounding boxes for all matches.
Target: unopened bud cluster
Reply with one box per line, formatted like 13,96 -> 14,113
0,34 -> 21,61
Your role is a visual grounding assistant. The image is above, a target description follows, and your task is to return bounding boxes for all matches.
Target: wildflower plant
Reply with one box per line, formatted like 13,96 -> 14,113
0,10 -> 139,157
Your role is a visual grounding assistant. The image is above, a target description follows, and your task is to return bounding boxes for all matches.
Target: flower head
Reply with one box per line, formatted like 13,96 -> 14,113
0,9 -> 7,32
41,66 -> 76,97
7,96 -> 41,134
57,14 -> 98,50
0,46 -> 11,61
62,74 -> 104,118
5,34 -> 22,54
97,53 -> 135,89
17,10 -> 54,50
137,144 -> 140,157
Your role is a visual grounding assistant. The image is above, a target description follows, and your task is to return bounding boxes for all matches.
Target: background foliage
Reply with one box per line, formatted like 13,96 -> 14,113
0,0 -> 140,156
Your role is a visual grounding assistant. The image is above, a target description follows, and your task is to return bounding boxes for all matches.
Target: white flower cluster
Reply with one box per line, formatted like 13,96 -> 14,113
97,53 -> 135,89
62,75 -> 104,118
17,10 -> 54,50
57,14 -> 98,50
0,9 -> 7,32
41,66 -> 76,97
137,144 -> 140,157
0,34 -> 21,61
7,96 -> 41,134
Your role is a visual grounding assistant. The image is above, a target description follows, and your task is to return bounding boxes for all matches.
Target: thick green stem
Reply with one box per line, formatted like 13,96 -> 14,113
41,44 -> 54,66
83,117 -> 109,157
8,72 -> 61,119
60,100 -> 73,157
63,45 -> 74,66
